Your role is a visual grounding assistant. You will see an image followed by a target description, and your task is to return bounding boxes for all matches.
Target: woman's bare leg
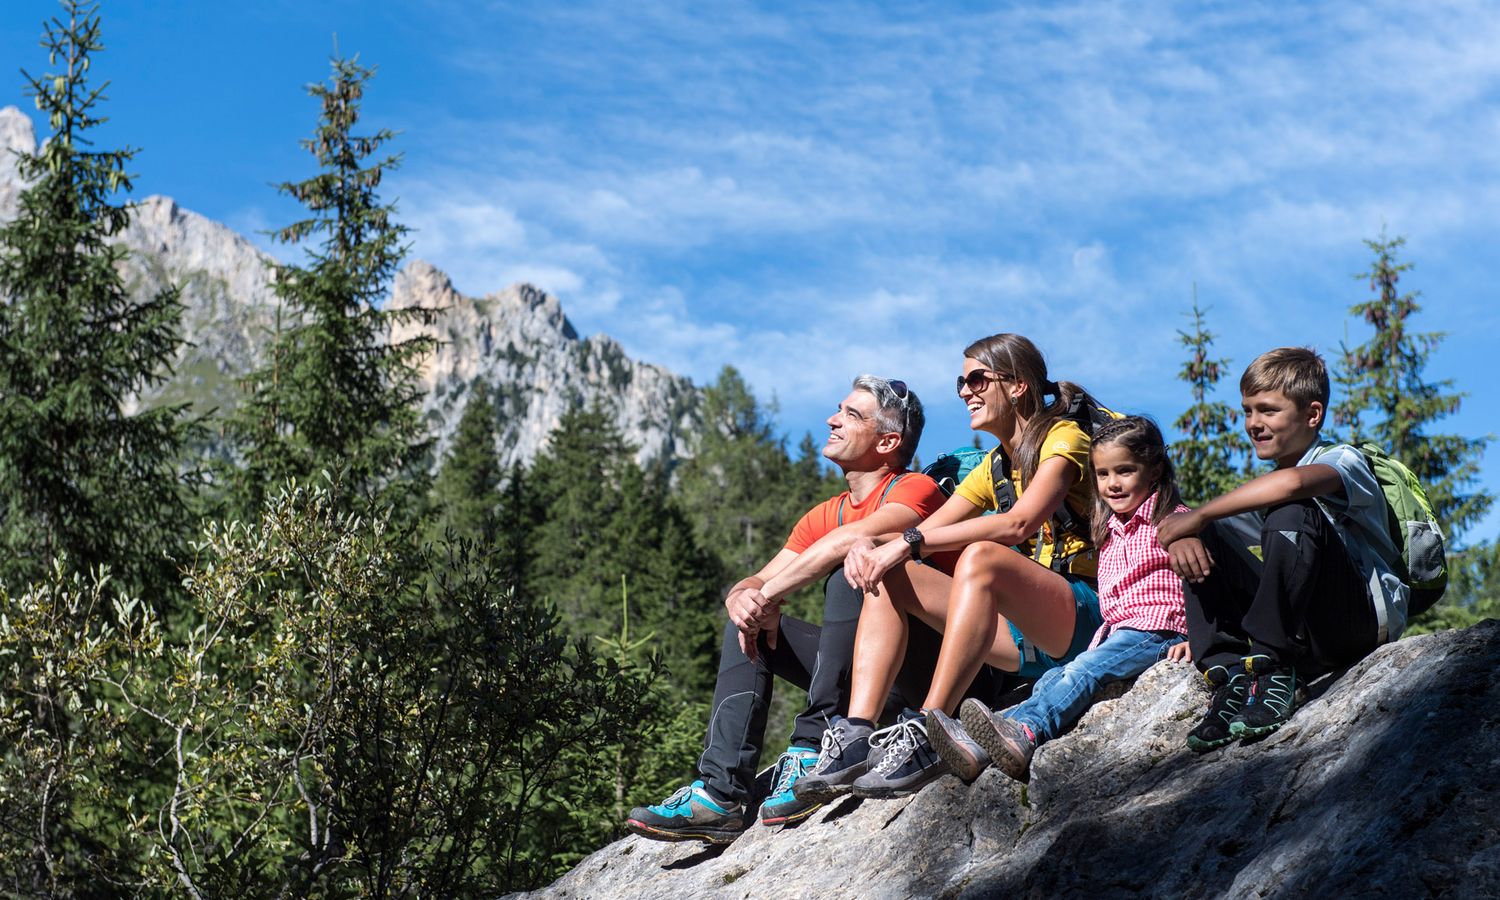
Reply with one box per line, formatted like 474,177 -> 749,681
920,543 -> 1077,713
845,561 -> 953,721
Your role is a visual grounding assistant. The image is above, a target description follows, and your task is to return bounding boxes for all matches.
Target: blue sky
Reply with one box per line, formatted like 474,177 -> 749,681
4,1 -> 1498,541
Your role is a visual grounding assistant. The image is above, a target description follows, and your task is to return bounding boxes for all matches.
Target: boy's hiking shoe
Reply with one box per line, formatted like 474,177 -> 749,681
758,746 -> 822,826
626,780 -> 745,844
793,716 -> 875,803
851,710 -> 951,799
960,697 -> 1036,782
1231,655 -> 1297,739
926,706 -> 993,783
1187,664 -> 1249,753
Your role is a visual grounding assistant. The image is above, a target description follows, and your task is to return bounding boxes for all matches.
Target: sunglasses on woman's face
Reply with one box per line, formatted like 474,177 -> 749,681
956,370 -> 1000,395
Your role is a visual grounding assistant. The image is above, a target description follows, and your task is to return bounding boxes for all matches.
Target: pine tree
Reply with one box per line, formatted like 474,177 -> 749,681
1171,295 -> 1248,506
0,0 -> 195,598
232,54 -> 434,518
676,367 -> 824,581
429,383 -> 503,546
1334,234 -> 1493,540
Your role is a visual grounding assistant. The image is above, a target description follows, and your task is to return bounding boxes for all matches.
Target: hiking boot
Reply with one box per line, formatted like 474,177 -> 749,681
1231,655 -> 1297,739
625,780 -> 745,844
758,746 -> 822,826
851,710 -> 951,799
793,716 -> 875,803
926,706 -> 993,783
1187,664 -> 1249,753
960,697 -> 1036,782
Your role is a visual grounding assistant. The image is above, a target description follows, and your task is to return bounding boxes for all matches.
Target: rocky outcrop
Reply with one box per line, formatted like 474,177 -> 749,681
0,105 -> 701,467
389,262 -> 699,469
533,620 -> 1500,899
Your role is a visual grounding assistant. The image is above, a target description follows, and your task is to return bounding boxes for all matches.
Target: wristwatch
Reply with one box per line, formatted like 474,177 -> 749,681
903,527 -> 924,561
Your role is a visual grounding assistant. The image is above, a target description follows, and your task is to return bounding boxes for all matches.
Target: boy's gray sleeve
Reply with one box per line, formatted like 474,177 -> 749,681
1313,444 -> 1381,518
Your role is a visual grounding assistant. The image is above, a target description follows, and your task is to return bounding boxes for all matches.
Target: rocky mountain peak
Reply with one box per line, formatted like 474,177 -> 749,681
0,104 -> 701,470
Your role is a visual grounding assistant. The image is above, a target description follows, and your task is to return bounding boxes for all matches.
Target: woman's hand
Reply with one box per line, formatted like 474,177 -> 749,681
845,537 -> 906,594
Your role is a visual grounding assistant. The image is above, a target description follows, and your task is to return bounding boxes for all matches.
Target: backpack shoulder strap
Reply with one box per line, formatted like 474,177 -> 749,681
837,472 -> 909,527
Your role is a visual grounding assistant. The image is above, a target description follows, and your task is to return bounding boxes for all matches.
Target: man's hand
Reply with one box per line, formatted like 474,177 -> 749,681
845,538 -> 905,594
726,586 -> 777,634
735,607 -> 781,664
1167,536 -> 1214,583
1156,509 -> 1205,549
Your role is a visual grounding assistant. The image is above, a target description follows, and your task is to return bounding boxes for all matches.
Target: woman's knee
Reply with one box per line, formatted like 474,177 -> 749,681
953,541 -> 1017,589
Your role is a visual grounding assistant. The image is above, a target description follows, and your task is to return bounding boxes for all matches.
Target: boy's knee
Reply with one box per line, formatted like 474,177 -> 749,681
1261,499 -> 1324,536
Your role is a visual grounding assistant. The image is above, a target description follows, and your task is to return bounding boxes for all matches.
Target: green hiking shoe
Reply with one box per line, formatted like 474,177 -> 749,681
1231,655 -> 1297,739
1187,664 -> 1249,753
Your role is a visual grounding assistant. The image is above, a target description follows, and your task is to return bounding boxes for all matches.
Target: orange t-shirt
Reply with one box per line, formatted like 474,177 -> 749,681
784,470 -> 957,573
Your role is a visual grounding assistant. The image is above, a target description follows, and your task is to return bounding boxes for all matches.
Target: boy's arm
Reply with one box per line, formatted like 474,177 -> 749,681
1157,463 -> 1344,547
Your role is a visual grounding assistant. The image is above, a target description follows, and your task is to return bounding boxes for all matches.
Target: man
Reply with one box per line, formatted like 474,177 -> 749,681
625,375 -> 950,843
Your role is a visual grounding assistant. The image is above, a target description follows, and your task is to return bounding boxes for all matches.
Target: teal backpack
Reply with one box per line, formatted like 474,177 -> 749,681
921,446 -> 989,498
1355,443 -> 1448,615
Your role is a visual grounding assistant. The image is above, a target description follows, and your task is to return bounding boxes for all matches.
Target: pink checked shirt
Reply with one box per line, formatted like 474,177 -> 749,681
1088,492 -> 1189,649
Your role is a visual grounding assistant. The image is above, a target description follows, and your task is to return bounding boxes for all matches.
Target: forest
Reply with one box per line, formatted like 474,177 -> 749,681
1,3 -> 1495,896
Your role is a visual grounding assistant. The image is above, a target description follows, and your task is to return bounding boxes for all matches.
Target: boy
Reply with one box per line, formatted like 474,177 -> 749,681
1156,347 -> 1407,751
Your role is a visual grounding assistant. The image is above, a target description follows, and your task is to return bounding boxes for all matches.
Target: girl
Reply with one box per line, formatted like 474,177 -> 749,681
930,415 -> 1192,783
793,333 -> 1110,801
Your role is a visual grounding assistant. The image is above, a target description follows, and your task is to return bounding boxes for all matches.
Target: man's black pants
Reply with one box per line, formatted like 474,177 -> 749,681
1184,500 -> 1379,676
698,567 -> 1008,804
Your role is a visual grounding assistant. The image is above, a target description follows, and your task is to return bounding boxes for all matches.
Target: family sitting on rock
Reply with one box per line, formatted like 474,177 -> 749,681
626,335 -> 1414,844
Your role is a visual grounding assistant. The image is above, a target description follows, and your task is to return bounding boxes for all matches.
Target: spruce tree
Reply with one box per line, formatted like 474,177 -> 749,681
0,0 -> 195,598
429,383 -> 503,546
232,54 -> 434,518
1170,295 -> 1249,505
676,367 -> 817,581
1333,234 -> 1493,539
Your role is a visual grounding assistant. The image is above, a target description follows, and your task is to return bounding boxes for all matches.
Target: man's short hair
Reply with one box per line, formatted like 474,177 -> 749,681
852,375 -> 925,469
1240,347 -> 1330,410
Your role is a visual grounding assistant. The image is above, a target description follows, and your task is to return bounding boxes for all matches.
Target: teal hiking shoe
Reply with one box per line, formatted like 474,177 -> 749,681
1230,655 -> 1297,739
626,780 -> 746,844
1187,664 -> 1249,753
759,746 -> 822,826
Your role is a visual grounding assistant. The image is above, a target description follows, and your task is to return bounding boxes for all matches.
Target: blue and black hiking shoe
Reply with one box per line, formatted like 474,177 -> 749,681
1231,655 -> 1297,739
626,780 -> 745,844
758,746 -> 822,826
851,709 -> 951,799
792,716 -> 875,803
1187,664 -> 1249,753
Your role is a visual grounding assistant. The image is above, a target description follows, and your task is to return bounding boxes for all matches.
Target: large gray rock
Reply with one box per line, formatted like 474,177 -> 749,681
532,620 -> 1500,899
0,104 -> 701,469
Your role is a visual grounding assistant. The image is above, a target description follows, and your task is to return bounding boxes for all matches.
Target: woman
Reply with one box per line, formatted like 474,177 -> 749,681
793,332 -> 1108,801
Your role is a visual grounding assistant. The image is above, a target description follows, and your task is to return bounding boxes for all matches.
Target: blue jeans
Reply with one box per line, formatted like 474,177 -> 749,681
1007,627 -> 1184,744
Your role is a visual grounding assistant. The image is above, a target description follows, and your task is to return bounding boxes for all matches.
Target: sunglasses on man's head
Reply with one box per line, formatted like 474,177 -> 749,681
956,370 -> 1001,394
887,379 -> 908,400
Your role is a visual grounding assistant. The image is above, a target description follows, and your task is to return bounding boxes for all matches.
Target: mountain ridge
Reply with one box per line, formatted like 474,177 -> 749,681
0,104 -> 702,469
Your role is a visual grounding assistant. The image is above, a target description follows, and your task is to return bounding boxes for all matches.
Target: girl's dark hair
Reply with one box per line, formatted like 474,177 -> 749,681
962,333 -> 1088,487
1087,415 -> 1182,547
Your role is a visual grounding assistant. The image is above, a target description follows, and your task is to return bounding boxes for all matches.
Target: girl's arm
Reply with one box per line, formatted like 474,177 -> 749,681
845,455 -> 1080,592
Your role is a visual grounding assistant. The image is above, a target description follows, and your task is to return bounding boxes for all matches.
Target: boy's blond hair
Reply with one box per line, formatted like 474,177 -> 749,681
1240,347 -> 1330,411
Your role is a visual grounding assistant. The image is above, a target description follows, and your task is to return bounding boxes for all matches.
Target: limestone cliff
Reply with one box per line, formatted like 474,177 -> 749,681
531,620 -> 1500,899
0,105 -> 700,468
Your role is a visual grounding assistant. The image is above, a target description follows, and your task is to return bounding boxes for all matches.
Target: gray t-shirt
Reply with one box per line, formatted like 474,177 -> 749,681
1301,441 -> 1408,642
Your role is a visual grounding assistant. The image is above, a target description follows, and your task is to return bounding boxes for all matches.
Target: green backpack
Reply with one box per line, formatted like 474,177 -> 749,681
1355,443 -> 1448,615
